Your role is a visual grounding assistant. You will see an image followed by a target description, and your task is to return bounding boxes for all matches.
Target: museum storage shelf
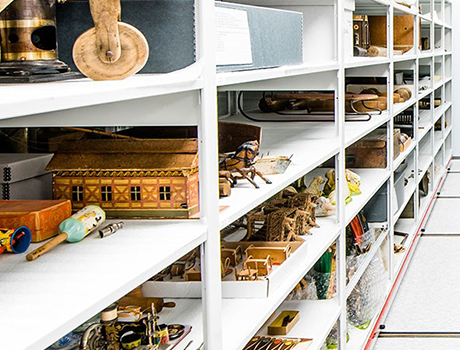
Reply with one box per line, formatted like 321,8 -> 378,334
0,0 -> 455,349
0,220 -> 207,350
158,222 -> 342,350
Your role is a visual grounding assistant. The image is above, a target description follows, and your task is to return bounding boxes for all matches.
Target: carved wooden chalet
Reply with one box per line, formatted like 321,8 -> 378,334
46,139 -> 199,218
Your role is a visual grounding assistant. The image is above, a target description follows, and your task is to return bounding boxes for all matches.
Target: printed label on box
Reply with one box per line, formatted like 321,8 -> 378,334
215,7 -> 253,66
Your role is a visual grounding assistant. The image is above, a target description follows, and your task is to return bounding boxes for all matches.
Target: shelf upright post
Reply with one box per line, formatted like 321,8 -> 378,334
336,0 -> 347,348
414,7 -> 421,225
196,0 -> 223,349
388,3 -> 395,281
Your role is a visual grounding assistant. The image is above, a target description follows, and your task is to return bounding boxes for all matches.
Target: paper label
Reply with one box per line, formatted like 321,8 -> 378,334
71,205 -> 105,234
215,7 -> 253,66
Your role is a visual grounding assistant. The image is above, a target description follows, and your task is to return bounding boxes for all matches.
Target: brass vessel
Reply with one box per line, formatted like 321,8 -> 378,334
0,0 -> 69,75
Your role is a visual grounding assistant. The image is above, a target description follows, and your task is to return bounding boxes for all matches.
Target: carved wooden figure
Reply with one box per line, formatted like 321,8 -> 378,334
219,141 -> 272,189
221,245 -> 243,267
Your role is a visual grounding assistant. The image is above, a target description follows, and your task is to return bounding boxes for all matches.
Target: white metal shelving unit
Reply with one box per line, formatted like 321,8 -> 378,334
0,0 -> 454,350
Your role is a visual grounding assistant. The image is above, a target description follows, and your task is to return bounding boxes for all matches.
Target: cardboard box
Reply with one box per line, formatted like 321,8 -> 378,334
268,310 -> 300,336
142,241 -> 306,299
1,154 -> 53,200
0,200 -> 72,242
215,2 -> 303,72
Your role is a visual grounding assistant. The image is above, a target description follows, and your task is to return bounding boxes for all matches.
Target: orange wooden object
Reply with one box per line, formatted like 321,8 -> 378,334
0,200 -> 72,242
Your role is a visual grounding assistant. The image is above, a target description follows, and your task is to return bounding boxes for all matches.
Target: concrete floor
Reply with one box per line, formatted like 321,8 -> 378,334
374,162 -> 460,349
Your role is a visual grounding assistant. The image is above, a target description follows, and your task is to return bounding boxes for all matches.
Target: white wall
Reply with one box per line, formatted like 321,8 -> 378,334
453,1 -> 460,156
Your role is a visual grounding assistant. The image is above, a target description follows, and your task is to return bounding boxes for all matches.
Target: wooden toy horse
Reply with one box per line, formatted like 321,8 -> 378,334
219,141 -> 272,189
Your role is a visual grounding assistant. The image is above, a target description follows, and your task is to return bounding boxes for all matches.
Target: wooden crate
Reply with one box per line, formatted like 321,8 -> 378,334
347,129 -> 401,168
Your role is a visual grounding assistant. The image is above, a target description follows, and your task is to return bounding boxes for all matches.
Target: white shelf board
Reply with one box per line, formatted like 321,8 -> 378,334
345,169 -> 391,225
0,220 -> 207,350
345,57 -> 390,69
393,98 -> 416,117
393,2 -> 417,15
419,190 -> 434,219
217,61 -> 339,88
346,228 -> 389,297
418,114 -> 432,141
218,117 -> 339,229
393,54 -> 417,62
394,141 -> 416,169
0,63 -> 204,121
393,215 -> 422,276
155,299 -> 203,350
419,51 -> 434,59
393,180 -> 416,223
434,106 -> 444,121
345,112 -> 391,147
418,156 -> 432,182
434,79 -> 444,90
256,299 -> 341,350
434,136 -> 444,155
445,126 -> 453,140
418,88 -> 433,100
434,49 -> 444,57
161,218 -> 341,350
394,218 -> 417,234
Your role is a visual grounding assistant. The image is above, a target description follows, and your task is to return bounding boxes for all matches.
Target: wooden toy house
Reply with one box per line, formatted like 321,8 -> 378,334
46,139 -> 199,218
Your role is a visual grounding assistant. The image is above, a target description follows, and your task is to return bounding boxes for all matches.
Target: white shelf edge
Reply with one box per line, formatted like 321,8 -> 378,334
394,141 -> 417,169
393,180 -> 416,223
0,63 -> 205,121
217,61 -> 340,88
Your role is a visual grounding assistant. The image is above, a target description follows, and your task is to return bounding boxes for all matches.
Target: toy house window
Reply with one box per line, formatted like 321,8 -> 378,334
101,186 -> 112,202
159,186 -> 171,201
72,186 -> 83,202
131,186 -> 141,201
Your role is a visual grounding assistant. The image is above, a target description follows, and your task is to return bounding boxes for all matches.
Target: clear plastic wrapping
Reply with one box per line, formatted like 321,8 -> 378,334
347,253 -> 387,329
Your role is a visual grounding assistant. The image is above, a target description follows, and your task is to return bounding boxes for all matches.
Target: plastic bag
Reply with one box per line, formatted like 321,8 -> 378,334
347,253 -> 387,329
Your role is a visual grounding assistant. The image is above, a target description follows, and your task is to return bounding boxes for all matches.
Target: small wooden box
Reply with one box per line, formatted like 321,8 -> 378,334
268,310 -> 300,336
347,129 -> 401,168
0,200 -> 72,242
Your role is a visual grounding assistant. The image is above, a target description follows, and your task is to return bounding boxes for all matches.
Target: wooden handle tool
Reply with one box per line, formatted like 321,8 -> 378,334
26,233 -> 68,261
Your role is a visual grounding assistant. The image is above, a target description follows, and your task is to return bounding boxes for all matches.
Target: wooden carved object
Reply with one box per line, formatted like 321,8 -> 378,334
260,92 -> 382,116
245,255 -> 273,277
245,244 -> 291,265
73,0 -> 148,80
219,141 -> 272,189
221,245 -> 243,267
